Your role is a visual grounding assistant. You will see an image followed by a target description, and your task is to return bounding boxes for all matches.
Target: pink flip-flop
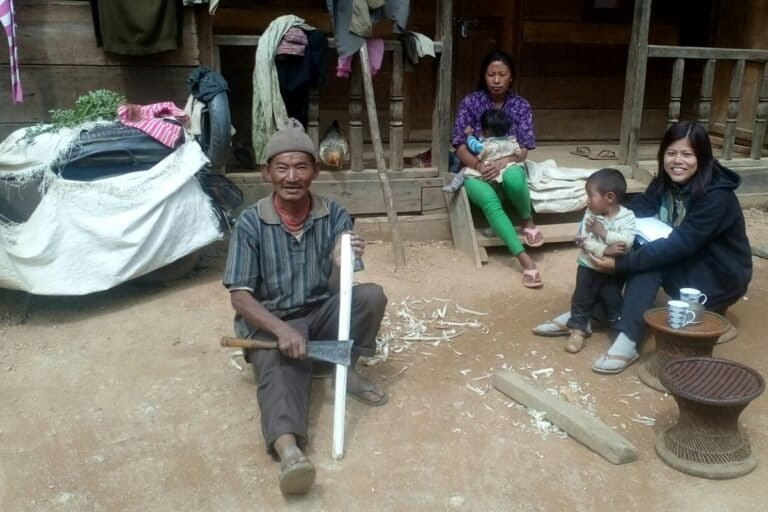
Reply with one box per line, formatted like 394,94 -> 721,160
522,268 -> 543,288
522,227 -> 544,248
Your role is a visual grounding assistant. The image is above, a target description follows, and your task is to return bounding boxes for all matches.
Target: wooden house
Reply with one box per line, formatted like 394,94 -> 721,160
2,0 -> 767,266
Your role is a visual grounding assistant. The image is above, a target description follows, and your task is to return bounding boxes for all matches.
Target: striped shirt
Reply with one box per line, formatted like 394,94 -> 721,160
223,193 -> 352,338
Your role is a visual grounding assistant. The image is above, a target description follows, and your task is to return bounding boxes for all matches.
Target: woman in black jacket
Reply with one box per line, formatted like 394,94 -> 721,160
534,121 -> 753,374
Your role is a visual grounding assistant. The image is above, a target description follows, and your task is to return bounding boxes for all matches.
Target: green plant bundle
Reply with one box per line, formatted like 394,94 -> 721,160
24,89 -> 126,141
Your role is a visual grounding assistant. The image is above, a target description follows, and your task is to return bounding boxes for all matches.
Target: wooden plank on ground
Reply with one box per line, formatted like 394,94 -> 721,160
493,370 -> 639,465
476,222 -> 579,247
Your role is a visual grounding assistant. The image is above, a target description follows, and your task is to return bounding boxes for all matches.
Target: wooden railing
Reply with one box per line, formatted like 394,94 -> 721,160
212,35 -> 443,173
619,1 -> 768,168
647,45 -> 768,161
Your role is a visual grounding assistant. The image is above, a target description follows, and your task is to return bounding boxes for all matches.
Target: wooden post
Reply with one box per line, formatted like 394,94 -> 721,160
697,59 -> 716,130
723,59 -> 745,160
618,0 -> 652,169
359,44 -> 406,269
308,88 -> 320,151
433,0 -> 454,176
349,64 -> 364,172
389,44 -> 404,171
667,58 -> 685,127
194,7 -> 215,68
751,61 -> 768,160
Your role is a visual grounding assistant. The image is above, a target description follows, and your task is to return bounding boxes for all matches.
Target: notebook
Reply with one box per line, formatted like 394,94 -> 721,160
635,217 -> 673,244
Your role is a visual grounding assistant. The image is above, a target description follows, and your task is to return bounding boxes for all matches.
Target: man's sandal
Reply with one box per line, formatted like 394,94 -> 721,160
522,227 -> 544,248
279,456 -> 316,494
591,353 -> 639,375
522,268 -> 543,289
348,378 -> 388,407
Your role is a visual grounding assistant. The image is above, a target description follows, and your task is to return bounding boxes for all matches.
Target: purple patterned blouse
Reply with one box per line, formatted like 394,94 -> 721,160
451,91 -> 536,149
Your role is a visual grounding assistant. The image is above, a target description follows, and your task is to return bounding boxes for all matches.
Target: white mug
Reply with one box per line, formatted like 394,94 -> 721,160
668,300 -> 695,329
680,287 -> 707,305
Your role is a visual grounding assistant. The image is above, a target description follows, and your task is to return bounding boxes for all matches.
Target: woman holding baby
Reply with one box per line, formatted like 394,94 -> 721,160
534,120 -> 752,374
452,50 -> 543,288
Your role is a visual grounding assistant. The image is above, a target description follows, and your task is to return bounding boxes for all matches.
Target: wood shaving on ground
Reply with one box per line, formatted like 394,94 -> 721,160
229,350 -> 244,371
382,365 -> 409,380
631,415 -> 656,426
466,382 -> 490,396
364,297 -> 490,366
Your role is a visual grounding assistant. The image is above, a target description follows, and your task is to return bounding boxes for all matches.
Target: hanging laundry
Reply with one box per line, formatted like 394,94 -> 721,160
336,38 -> 384,78
326,0 -> 409,58
277,27 -> 309,56
277,30 -> 329,126
0,0 -> 22,103
90,0 -> 182,55
117,102 -> 188,148
401,31 -> 435,65
252,15 -> 314,164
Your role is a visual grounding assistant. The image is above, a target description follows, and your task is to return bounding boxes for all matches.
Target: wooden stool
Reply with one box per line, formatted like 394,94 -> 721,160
638,308 -> 730,392
657,357 -> 765,479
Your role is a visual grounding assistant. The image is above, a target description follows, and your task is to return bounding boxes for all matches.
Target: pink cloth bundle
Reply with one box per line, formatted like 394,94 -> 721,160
336,38 -> 384,78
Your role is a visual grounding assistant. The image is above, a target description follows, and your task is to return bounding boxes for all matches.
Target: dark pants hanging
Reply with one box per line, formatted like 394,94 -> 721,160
567,266 -> 624,331
614,268 -> 734,344
249,283 -> 387,455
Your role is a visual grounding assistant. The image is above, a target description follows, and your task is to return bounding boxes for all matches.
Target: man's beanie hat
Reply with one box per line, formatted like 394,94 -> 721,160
264,118 -> 317,162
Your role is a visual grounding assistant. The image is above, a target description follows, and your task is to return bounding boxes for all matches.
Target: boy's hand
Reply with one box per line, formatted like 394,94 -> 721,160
464,126 -> 474,136
585,216 -> 608,239
604,242 -> 628,256
574,236 -> 587,248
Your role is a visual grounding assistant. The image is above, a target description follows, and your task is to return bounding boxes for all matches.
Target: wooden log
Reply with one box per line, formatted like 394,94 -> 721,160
667,58 -> 685,127
723,59 -> 746,160
493,370 -> 639,465
359,44 -> 406,269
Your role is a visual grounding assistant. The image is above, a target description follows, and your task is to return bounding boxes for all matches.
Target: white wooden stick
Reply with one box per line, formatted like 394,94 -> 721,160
332,234 -> 353,460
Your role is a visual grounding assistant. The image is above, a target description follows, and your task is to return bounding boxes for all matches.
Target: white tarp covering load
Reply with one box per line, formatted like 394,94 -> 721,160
0,126 -> 222,295
525,159 -> 596,214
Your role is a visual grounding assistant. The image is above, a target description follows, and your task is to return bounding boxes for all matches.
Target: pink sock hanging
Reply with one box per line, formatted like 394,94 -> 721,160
0,0 -> 22,103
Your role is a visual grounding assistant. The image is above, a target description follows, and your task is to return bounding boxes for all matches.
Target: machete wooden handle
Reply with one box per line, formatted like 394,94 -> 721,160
220,336 -> 278,350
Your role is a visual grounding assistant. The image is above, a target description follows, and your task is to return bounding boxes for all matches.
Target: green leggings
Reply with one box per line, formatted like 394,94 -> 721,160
463,164 -> 531,257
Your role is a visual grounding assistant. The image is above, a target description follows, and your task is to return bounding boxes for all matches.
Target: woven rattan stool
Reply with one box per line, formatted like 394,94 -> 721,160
638,308 -> 730,392
657,357 -> 765,479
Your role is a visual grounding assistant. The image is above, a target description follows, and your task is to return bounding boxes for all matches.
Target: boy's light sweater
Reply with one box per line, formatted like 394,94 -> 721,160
577,205 -> 637,270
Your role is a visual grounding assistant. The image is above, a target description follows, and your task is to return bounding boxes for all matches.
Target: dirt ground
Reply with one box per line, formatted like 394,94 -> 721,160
2,213 -> 768,511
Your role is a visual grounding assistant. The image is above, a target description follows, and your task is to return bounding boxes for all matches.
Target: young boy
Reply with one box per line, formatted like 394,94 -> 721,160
565,168 -> 637,353
443,109 -> 522,192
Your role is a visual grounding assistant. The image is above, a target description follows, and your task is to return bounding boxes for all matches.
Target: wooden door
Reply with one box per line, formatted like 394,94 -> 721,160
452,0 -> 523,110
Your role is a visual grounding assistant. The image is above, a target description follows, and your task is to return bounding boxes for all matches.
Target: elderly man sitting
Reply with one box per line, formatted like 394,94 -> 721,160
223,119 -> 388,495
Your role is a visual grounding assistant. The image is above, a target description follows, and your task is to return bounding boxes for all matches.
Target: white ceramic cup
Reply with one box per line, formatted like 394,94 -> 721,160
668,300 -> 696,329
680,287 -> 707,305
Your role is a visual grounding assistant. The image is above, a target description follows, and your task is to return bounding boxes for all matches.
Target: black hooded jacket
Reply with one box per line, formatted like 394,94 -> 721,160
615,162 -> 752,308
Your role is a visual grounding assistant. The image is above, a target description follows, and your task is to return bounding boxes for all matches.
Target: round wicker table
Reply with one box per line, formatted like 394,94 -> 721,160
657,357 -> 765,479
638,308 -> 731,392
